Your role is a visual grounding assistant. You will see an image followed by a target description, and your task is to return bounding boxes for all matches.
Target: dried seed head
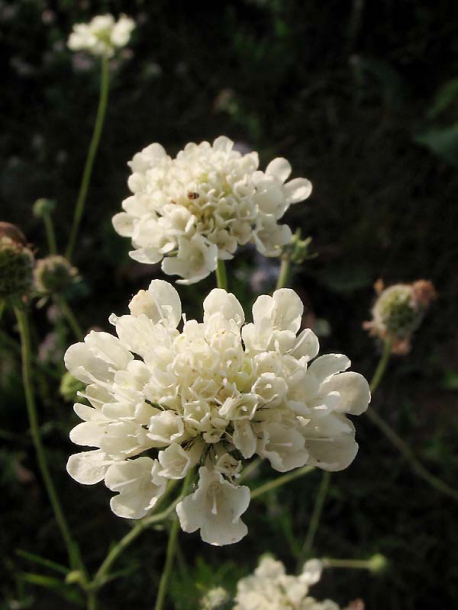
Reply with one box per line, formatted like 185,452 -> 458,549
0,229 -> 34,302
364,280 -> 436,354
34,255 -> 79,295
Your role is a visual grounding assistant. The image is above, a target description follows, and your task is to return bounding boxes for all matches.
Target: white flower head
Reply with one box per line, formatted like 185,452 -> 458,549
234,556 -> 344,610
112,136 -> 313,284
68,14 -> 135,58
65,282 -> 370,544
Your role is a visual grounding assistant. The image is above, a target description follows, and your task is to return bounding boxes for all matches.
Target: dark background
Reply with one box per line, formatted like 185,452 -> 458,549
1,1 -> 458,608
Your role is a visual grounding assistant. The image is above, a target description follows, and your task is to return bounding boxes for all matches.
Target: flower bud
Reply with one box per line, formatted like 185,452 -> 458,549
368,553 -> 388,574
60,371 -> 86,402
0,226 -> 34,301
364,280 -> 436,354
34,255 -> 79,295
33,198 -> 56,218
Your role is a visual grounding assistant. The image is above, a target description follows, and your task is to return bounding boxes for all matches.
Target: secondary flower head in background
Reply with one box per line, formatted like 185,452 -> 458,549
65,280 -> 370,545
34,255 -> 79,296
232,556 -> 353,610
364,279 -> 437,355
112,136 -> 312,284
68,14 -> 135,58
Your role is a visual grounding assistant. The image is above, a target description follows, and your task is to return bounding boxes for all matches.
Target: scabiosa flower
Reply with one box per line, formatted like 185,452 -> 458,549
112,136 -> 313,284
364,279 -> 437,355
65,280 -> 370,545
68,14 -> 135,58
233,556 -> 349,610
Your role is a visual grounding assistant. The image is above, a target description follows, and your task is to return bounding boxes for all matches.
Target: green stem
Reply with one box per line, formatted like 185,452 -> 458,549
154,470 -> 194,610
154,514 -> 181,610
321,558 -> 375,570
216,259 -> 228,290
275,255 -> 291,290
87,590 -> 97,610
370,339 -> 392,393
43,213 -> 57,255
93,503 -> 176,589
368,338 -> 458,502
366,407 -> 458,501
238,457 -> 262,483
298,471 -> 331,566
14,307 -> 82,570
55,295 -> 84,340
66,55 -> 110,261
250,465 -> 314,500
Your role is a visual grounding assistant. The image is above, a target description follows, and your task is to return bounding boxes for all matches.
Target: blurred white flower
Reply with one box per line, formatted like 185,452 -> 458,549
234,556 -> 344,610
112,136 -> 313,284
68,14 -> 135,58
65,280 -> 370,544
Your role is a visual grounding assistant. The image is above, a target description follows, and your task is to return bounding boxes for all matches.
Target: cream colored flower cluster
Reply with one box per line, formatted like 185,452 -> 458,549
68,14 -> 135,58
234,556 -> 346,610
112,136 -> 312,284
65,280 -> 370,545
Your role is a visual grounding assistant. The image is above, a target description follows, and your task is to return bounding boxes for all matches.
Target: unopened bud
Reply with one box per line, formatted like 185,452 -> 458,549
282,229 -> 315,264
33,198 -> 56,218
60,371 -> 85,402
368,553 -> 388,574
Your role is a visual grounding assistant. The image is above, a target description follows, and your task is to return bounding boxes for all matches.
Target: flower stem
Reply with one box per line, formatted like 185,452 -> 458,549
216,259 -> 228,290
14,306 -> 82,570
154,470 -> 194,610
55,295 -> 84,340
321,558 -> 375,570
369,339 -> 392,393
250,465 -> 314,500
366,407 -> 458,501
43,213 -> 58,255
367,338 -> 458,502
87,590 -> 97,610
66,55 -> 110,261
154,514 -> 181,610
298,471 -> 331,567
275,255 -> 291,290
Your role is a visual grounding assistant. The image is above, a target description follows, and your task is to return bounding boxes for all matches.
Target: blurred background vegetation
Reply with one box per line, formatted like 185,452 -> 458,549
1,0 -> 458,608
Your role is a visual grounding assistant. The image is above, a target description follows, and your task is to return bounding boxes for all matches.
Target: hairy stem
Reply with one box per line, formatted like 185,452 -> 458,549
66,55 -> 110,261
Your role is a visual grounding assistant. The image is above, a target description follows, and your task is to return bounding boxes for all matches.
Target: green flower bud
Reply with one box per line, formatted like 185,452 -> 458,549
34,255 -> 79,295
368,553 -> 388,574
33,198 -> 56,218
60,371 -> 85,402
0,233 -> 34,301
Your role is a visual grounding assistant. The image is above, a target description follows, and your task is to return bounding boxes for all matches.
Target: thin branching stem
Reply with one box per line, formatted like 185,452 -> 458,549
55,295 -> 84,340
14,306 -> 82,571
250,465 -> 314,500
367,338 -> 458,502
154,470 -> 194,610
43,213 -> 58,255
298,471 -> 331,567
66,55 -> 110,261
